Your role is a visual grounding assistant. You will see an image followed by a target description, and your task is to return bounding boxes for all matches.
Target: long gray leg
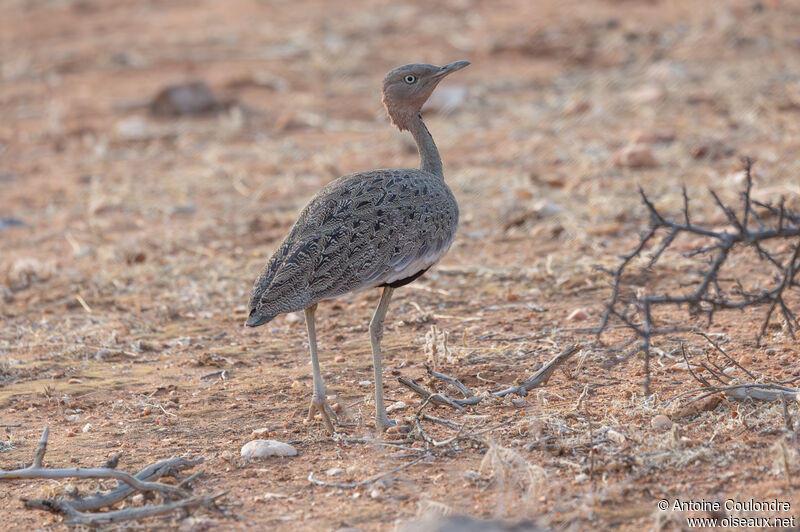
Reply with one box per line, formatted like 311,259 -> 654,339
304,304 -> 336,433
370,286 -> 395,432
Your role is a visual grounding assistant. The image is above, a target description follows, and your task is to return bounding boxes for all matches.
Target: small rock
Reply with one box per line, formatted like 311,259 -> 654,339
531,200 -> 563,218
0,217 -> 27,231
285,312 -> 302,324
178,516 -> 218,532
633,129 -> 675,144
220,450 -> 235,462
325,467 -> 344,476
563,99 -> 591,116
68,378 -> 82,384
7,257 -> 54,291
628,85 -> 664,104
241,439 -> 298,459
358,380 -> 372,387
511,397 -> 527,408
385,424 -> 411,435
606,429 -> 626,445
675,394 -> 721,419
652,414 -> 672,431
692,139 -> 734,160
567,308 -> 589,321
115,116 -> 152,140
369,488 -> 381,499
251,427 -> 271,438
463,469 -> 479,480
150,81 -> 228,117
82,423 -> 92,433
613,144 -> 657,169
334,356 -> 346,363
131,493 -> 144,506
386,401 -> 408,413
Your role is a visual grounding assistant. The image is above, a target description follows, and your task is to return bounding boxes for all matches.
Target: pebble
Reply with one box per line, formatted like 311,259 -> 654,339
511,397 -> 527,408
241,439 -> 298,459
82,423 -> 93,433
285,312 -> 302,324
385,401 -> 408,413
325,467 -> 344,476
369,488 -> 381,499
613,144 -> 657,169
633,129 -> 675,144
334,356 -> 346,363
567,308 -> 588,321
251,427 -> 271,438
68,378 -> 82,384
358,380 -> 372,387
150,81 -> 223,117
7,257 -> 54,291
652,414 -> 672,431
563,99 -> 591,116
606,429 -> 626,445
628,85 -> 664,104
115,116 -> 152,140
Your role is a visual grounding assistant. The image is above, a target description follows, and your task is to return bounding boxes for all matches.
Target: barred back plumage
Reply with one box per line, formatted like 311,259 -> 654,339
247,169 -> 458,326
245,60 -> 470,433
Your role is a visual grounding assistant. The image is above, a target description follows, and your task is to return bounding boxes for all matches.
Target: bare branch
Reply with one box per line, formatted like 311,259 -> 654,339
26,491 -> 228,526
599,159 -> 800,392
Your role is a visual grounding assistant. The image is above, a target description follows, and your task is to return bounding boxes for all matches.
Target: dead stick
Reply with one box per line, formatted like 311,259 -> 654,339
491,344 -> 580,397
27,491 -> 228,525
308,453 -> 430,489
41,456 -> 203,512
0,427 -> 188,497
397,378 -> 468,411
427,369 -> 476,398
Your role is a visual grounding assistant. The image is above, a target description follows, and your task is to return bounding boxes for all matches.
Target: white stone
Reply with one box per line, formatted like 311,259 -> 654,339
241,439 -> 297,458
386,401 -> 408,413
652,415 -> 672,431
607,429 -> 626,445
285,312 -> 302,324
81,423 -> 93,433
325,467 -> 344,476
115,116 -> 151,140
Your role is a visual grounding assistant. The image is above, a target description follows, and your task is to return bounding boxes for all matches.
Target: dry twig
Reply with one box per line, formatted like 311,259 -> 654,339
599,159 -> 800,392
0,426 -> 217,525
398,344 -> 580,408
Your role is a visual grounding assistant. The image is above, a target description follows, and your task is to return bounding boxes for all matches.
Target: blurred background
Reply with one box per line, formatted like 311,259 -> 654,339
1,0 -> 800,529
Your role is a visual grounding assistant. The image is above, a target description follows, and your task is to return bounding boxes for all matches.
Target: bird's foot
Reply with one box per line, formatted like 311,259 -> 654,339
376,413 -> 397,434
306,395 -> 338,434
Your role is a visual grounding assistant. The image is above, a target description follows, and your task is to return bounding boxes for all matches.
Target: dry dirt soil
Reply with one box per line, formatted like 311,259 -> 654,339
2,0 -> 800,530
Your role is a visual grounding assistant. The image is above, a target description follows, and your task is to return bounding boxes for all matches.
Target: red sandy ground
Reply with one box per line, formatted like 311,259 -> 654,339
1,0 -> 799,530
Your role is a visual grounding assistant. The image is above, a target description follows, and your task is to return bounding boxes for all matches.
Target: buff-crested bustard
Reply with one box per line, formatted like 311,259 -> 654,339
247,60 -> 469,433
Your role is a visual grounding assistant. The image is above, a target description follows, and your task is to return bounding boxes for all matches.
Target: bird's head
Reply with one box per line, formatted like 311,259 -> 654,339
382,60 -> 470,131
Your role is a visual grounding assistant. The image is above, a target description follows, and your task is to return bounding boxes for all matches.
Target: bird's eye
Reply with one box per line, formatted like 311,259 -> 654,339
404,75 -> 417,84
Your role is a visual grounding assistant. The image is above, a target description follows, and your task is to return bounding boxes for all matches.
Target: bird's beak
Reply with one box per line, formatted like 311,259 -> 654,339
434,60 -> 470,79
